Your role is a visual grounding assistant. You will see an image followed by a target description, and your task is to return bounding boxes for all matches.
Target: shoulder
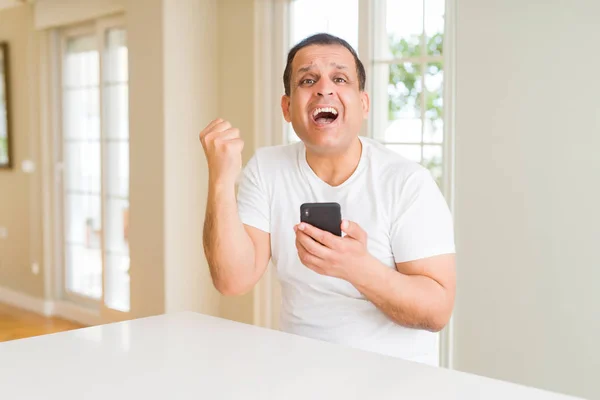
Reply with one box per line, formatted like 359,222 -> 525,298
250,142 -> 301,167
360,137 -> 444,213
241,141 -> 301,183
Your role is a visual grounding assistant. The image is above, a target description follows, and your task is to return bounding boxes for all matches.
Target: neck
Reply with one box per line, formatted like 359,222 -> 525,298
305,137 -> 362,187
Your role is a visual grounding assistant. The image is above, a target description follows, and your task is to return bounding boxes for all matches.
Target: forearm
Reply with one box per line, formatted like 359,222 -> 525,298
203,182 -> 256,295
349,257 -> 452,332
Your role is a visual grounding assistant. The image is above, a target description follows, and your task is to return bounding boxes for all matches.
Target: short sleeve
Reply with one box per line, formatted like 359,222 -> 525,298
236,154 -> 271,233
390,168 -> 455,263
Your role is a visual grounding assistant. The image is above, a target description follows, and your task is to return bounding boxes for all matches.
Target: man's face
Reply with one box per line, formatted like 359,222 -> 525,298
281,44 -> 369,154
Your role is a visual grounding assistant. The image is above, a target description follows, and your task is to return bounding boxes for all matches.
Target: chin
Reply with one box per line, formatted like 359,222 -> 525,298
301,131 -> 348,153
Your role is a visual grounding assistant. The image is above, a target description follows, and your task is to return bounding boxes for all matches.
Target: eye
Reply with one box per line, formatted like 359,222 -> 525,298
300,78 -> 316,85
334,77 -> 347,84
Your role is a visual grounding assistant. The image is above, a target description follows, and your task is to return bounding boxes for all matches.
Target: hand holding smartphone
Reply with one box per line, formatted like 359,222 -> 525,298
300,202 -> 342,237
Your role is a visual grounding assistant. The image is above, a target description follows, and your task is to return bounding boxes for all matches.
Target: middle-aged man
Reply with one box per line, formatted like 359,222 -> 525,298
199,33 -> 456,365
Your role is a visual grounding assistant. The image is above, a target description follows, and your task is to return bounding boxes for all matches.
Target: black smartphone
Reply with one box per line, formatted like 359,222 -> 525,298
300,202 -> 342,237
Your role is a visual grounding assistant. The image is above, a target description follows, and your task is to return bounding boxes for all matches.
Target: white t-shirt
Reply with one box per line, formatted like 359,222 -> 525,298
236,136 -> 455,364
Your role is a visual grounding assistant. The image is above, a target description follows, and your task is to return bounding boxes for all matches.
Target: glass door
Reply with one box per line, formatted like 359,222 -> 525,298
59,17 -> 130,318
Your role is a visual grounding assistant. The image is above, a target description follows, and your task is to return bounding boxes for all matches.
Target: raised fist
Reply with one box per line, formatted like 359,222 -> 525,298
199,118 -> 244,186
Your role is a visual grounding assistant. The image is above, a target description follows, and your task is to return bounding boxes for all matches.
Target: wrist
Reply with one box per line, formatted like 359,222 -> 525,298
209,175 -> 237,194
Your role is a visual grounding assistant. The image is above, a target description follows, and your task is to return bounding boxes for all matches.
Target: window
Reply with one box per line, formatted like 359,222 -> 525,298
372,0 -> 446,188
59,18 -> 130,313
287,0 -> 447,190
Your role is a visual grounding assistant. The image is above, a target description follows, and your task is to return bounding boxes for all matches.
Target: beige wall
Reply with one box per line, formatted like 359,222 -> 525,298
162,0 -> 221,316
0,5 -> 44,298
125,0 -> 166,318
33,0 -> 125,30
452,1 -> 600,398
216,0 -> 257,325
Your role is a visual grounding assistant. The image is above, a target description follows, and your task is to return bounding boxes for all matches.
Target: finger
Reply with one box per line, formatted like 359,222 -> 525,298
212,120 -> 232,133
225,138 -> 244,153
296,241 -> 327,273
205,118 -> 224,132
199,118 -> 225,140
298,223 -> 341,249
341,220 -> 367,243
296,230 -> 333,259
211,128 -> 240,142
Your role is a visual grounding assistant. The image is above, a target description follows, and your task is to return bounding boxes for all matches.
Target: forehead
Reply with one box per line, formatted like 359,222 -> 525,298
292,44 -> 357,75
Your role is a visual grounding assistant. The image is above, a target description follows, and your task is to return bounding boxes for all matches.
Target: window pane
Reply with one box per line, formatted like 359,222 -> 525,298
64,192 -> 102,300
63,34 -> 102,301
425,0 -> 445,56
106,141 -> 129,198
103,28 -> 130,312
374,63 -> 422,143
65,141 -> 101,194
388,63 -> 422,119
64,36 -> 98,87
423,144 -> 443,188
386,144 -> 422,163
105,197 -> 130,311
63,87 -> 100,140
290,0 -> 359,52
377,0 -> 424,60
104,28 -> 128,140
64,193 -> 101,248
104,84 -> 128,140
105,29 -> 128,83
424,62 -> 443,143
105,253 -> 130,312
65,244 -> 102,300
105,198 -> 129,254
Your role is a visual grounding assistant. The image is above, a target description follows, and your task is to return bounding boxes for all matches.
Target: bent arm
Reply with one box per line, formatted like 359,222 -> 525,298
350,253 -> 456,332
203,183 -> 271,295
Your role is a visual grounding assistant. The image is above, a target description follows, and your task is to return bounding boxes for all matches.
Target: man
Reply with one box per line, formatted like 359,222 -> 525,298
199,33 -> 456,365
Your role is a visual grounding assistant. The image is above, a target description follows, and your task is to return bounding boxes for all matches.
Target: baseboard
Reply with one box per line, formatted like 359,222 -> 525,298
0,285 -> 101,326
52,300 -> 102,326
0,285 -> 53,316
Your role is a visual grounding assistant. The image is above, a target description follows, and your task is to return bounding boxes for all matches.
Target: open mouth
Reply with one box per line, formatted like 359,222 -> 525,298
311,107 -> 339,126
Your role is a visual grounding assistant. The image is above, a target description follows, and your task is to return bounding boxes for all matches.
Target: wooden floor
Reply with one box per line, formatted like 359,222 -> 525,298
0,303 -> 84,343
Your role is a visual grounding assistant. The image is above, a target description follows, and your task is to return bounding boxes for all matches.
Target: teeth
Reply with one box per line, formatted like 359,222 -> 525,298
312,107 -> 338,117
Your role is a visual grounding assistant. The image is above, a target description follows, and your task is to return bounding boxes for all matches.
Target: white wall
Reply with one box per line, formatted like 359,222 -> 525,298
452,1 -> 600,399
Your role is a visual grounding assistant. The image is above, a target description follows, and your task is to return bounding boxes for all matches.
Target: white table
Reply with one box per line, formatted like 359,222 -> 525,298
0,312 -> 582,399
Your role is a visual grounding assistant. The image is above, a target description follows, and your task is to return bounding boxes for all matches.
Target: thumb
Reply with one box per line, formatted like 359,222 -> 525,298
341,220 -> 367,243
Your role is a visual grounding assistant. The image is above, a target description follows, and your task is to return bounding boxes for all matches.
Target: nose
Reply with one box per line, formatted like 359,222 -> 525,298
315,78 -> 334,97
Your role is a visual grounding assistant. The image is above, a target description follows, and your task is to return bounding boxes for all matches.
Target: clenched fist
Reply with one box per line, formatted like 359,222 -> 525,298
199,118 -> 244,187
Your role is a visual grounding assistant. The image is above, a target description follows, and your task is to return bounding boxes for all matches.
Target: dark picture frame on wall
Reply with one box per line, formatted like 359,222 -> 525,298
1,41 -> 12,169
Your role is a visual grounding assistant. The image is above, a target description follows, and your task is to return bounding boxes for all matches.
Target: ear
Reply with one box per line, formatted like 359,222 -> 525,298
281,95 -> 292,123
360,91 -> 370,118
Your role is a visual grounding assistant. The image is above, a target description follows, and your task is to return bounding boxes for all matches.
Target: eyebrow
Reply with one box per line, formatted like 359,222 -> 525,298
296,63 -> 349,74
